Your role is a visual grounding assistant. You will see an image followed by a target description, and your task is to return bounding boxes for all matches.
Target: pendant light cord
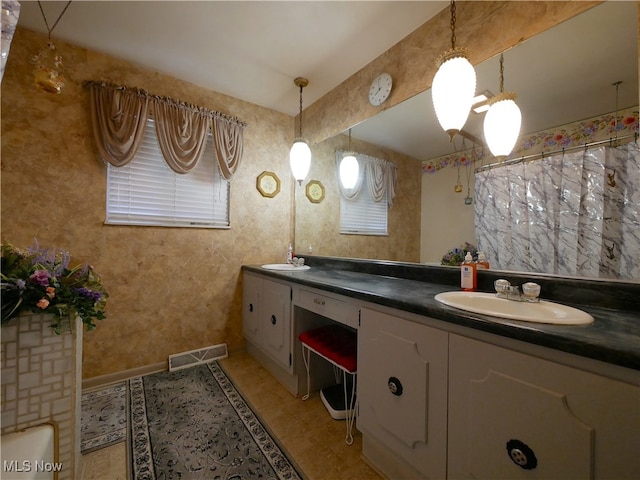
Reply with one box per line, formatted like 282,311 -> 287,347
37,1 -> 72,40
499,54 -> 505,93
298,83 -> 304,138
449,0 -> 457,49
612,81 -> 622,143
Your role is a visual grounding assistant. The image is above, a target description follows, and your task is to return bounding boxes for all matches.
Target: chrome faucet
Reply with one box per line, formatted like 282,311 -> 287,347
494,279 -> 541,302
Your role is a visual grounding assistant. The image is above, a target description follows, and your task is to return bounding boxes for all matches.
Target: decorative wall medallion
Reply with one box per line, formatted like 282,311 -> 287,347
305,180 -> 325,203
256,171 -> 280,198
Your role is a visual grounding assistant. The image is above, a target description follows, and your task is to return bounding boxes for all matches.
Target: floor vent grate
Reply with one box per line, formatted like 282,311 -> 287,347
168,343 -> 228,372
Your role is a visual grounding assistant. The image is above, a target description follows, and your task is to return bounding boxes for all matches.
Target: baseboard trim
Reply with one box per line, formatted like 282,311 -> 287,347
82,361 -> 167,391
81,346 -> 249,391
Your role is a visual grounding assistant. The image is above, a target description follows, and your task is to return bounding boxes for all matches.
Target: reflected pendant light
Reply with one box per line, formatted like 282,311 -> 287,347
432,0 -> 476,141
339,129 -> 359,189
289,77 -> 311,185
483,54 -> 522,161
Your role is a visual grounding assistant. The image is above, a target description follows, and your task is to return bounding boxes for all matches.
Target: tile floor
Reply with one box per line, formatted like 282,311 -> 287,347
80,350 -> 382,480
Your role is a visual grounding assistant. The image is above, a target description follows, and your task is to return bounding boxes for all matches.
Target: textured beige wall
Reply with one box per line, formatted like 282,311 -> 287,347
295,135 -> 421,262
1,27 -> 294,379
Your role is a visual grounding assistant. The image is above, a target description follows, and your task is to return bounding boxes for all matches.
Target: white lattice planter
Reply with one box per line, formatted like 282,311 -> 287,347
1,312 -> 83,480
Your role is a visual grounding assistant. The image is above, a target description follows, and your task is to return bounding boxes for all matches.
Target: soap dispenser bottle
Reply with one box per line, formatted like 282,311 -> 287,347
461,252 -> 477,291
286,243 -> 294,264
476,251 -> 490,270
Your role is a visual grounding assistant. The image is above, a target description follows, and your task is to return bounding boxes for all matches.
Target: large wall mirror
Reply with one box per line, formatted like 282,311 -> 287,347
296,1 -> 639,282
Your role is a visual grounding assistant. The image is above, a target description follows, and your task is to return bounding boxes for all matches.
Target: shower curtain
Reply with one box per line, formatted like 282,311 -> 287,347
475,142 -> 640,280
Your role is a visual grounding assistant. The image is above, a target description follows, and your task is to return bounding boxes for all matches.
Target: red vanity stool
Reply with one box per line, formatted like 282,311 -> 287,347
298,324 -> 357,445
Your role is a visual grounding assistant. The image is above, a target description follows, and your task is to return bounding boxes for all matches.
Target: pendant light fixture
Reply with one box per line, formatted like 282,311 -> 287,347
339,129 -> 359,189
290,77 -> 311,185
31,1 -> 72,94
483,54 -> 522,161
432,0 -> 476,141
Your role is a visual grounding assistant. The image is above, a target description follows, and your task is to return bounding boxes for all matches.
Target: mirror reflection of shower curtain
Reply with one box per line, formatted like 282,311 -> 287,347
475,142 -> 640,280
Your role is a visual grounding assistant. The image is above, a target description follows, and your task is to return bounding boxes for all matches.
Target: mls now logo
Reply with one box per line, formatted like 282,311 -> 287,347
3,460 -> 63,473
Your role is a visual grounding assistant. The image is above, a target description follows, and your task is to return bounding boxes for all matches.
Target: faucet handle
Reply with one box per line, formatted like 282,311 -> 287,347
522,282 -> 541,302
494,279 -> 511,296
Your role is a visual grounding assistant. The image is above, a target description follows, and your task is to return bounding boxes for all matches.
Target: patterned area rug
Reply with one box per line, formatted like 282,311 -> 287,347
81,382 -> 127,453
128,362 -> 303,480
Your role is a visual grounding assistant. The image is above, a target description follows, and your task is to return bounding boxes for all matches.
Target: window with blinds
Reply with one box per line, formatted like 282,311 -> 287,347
106,118 -> 230,228
339,178 -> 388,236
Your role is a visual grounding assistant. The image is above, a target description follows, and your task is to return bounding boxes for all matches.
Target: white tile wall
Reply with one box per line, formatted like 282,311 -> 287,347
1,313 -> 83,480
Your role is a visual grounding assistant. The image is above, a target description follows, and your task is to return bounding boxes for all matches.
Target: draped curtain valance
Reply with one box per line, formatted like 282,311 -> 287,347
335,151 -> 397,206
85,81 -> 247,179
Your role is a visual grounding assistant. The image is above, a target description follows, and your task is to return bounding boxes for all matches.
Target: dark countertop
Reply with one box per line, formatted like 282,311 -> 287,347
242,264 -> 640,371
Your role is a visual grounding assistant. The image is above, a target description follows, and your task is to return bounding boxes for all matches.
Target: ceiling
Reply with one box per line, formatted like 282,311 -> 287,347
15,1 -> 638,162
16,0 -> 446,115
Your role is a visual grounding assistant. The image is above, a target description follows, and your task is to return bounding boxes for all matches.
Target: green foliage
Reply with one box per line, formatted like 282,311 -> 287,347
441,242 -> 478,266
1,240 -> 108,334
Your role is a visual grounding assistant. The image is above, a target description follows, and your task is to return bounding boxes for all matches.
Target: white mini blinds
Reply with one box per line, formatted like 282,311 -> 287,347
336,152 -> 397,236
106,119 -> 230,228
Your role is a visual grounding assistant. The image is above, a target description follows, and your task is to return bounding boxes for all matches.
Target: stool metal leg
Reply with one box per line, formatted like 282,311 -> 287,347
301,344 -> 311,401
343,370 -> 357,445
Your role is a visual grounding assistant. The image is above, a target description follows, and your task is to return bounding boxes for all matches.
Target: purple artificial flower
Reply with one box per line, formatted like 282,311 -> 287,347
16,279 -> 26,290
29,269 -> 51,286
75,287 -> 102,302
52,250 -> 71,275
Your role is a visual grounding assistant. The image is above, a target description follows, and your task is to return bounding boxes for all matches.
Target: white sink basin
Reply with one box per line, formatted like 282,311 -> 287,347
434,291 -> 594,325
261,264 -> 310,271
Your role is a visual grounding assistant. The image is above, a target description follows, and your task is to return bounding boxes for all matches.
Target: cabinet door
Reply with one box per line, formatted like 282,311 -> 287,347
448,334 -> 640,480
261,279 -> 292,369
242,273 -> 261,345
358,308 -> 448,479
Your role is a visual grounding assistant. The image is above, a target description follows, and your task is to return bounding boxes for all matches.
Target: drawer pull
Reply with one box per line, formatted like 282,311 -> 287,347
388,377 -> 403,396
313,298 -> 326,306
506,439 -> 537,470
271,315 -> 277,325
249,303 -> 254,312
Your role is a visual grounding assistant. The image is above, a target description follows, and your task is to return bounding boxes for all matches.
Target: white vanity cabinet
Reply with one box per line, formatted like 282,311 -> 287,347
242,273 -> 261,345
447,334 -> 640,480
241,268 -> 640,480
242,272 -> 292,371
358,307 -> 449,480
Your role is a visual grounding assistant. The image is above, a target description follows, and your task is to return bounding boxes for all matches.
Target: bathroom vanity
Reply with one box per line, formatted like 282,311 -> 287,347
241,257 -> 640,480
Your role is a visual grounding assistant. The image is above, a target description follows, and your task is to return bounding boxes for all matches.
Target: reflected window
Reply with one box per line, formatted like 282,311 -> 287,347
339,172 -> 388,236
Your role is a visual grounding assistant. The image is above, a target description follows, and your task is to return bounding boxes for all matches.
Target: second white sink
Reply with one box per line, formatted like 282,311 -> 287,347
434,291 -> 594,325
261,264 -> 310,271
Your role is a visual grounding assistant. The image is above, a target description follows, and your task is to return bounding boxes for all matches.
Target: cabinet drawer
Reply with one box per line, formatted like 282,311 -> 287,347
297,288 -> 359,328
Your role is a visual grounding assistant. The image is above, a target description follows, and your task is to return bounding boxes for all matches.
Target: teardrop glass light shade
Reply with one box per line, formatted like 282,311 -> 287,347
432,50 -> 476,140
339,154 -> 359,189
483,93 -> 522,161
289,139 -> 311,184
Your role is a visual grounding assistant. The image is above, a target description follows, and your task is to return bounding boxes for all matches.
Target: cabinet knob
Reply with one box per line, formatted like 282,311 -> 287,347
313,298 -> 325,306
506,439 -> 537,470
271,314 -> 277,325
249,303 -> 254,312
388,377 -> 403,396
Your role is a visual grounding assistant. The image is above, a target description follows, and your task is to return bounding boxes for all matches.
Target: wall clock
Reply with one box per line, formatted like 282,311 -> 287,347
368,72 -> 393,106
305,180 -> 325,204
256,171 -> 280,198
